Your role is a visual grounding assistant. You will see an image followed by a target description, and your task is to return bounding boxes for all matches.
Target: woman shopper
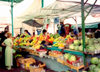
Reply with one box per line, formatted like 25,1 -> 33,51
2,33 -> 13,70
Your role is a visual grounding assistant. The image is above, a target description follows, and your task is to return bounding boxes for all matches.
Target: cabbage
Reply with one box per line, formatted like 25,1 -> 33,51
91,57 -> 99,64
79,45 -> 83,51
89,65 -> 96,71
64,53 -> 71,59
86,45 -> 95,52
98,38 -> 100,43
88,38 -> 94,45
69,44 -> 75,50
98,64 -> 100,68
74,46 -> 79,51
98,59 -> 100,64
94,44 -> 100,49
74,40 -> 80,45
88,71 -> 93,72
94,67 -> 100,72
69,55 -> 76,62
81,37 -> 89,45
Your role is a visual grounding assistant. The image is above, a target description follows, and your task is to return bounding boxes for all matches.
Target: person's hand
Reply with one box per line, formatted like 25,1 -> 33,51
2,43 -> 5,46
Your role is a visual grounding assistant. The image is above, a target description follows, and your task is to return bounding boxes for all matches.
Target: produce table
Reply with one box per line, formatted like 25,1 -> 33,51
15,46 -> 85,72
64,62 -> 84,72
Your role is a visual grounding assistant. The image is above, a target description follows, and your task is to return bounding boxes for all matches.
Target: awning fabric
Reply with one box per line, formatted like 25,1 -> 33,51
23,19 -> 43,27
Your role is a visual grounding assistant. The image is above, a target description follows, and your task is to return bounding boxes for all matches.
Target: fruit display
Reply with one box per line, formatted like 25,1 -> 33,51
66,35 -> 75,45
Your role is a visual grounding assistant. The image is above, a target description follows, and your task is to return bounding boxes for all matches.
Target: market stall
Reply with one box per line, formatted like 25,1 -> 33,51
1,0 -> 100,72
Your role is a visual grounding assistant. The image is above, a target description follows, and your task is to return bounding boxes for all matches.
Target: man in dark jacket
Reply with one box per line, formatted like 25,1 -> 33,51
95,29 -> 100,38
60,22 -> 66,37
0,31 -> 8,68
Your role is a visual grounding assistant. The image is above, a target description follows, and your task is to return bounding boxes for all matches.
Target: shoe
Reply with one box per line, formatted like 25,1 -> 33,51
7,66 -> 11,70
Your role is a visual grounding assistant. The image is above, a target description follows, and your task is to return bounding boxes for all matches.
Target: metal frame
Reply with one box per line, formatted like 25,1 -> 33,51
11,0 -> 14,36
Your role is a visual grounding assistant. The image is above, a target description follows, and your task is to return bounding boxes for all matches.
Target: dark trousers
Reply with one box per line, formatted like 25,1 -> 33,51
1,46 -> 6,68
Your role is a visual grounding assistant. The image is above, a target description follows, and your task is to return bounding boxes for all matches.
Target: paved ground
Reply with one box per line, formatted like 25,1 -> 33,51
0,68 -> 29,72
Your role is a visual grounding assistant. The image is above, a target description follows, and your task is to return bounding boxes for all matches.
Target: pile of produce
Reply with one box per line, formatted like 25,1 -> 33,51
66,35 -> 75,45
69,37 -> 100,52
49,50 -> 63,58
64,53 -> 81,65
53,36 -> 66,49
86,38 -> 100,53
69,39 -> 83,52
88,57 -> 100,72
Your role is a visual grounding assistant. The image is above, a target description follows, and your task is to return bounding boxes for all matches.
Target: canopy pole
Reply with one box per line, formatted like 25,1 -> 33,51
85,0 -> 97,20
81,0 -> 86,65
42,0 -> 44,8
11,0 -> 14,36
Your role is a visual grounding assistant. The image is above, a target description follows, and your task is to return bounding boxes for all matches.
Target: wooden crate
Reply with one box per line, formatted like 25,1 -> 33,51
57,58 -> 64,64
29,66 -> 44,72
64,62 -> 84,72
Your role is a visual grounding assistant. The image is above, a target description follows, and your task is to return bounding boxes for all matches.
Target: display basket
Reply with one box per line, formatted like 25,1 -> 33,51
37,49 -> 47,58
29,66 -> 45,72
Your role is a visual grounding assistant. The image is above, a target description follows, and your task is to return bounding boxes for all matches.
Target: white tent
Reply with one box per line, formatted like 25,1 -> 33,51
0,0 -> 42,35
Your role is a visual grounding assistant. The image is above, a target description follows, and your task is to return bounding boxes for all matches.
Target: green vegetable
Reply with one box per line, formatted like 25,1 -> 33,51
69,44 -> 75,50
97,64 -> 100,68
74,40 -> 80,45
89,65 -> 96,71
94,67 -> 100,72
98,59 -> 100,64
79,45 -> 83,51
74,46 -> 79,51
82,71 -> 87,72
53,34 -> 60,39
64,53 -> 71,59
91,57 -> 99,64
86,45 -> 95,52
69,55 -> 76,62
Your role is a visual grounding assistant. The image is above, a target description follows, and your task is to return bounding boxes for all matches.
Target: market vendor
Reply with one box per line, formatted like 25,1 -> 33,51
39,29 -> 50,41
78,28 -> 82,39
60,22 -> 66,37
31,32 -> 35,39
95,29 -> 100,38
40,40 -> 47,49
24,30 -> 31,36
